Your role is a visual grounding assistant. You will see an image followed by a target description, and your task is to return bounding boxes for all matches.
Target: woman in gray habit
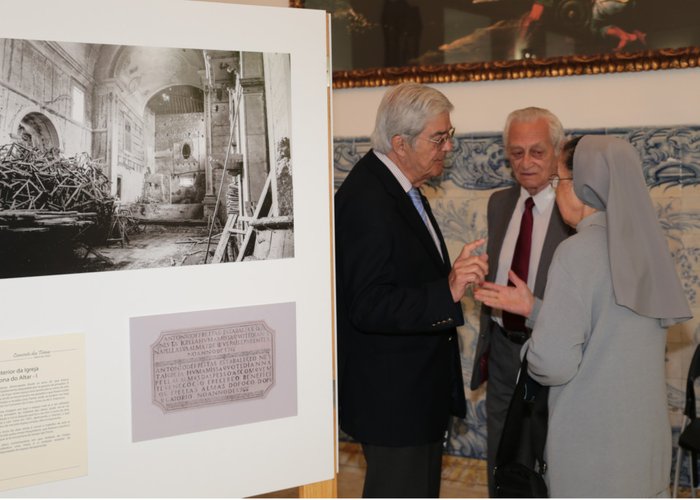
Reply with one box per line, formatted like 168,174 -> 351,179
476,135 -> 691,497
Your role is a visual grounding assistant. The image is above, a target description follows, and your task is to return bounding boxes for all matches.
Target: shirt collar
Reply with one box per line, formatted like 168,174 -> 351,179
373,150 -> 413,193
519,184 -> 555,214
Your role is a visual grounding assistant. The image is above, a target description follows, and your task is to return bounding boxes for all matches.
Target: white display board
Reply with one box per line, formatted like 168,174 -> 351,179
0,0 -> 334,496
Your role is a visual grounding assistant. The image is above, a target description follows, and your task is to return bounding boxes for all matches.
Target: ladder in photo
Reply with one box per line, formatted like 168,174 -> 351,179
211,169 -> 273,263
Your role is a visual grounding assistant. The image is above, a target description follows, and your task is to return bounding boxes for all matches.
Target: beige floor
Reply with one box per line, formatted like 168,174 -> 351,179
255,442 -> 695,498
255,442 -> 488,498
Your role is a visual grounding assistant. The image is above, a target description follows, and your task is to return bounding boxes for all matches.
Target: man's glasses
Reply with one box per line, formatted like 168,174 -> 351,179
549,174 -> 573,189
418,127 -> 455,148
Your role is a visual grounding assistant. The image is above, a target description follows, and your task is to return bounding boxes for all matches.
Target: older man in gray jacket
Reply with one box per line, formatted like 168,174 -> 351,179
470,107 -> 574,496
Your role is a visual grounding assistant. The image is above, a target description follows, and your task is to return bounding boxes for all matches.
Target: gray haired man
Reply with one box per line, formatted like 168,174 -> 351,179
470,107 -> 574,496
335,82 -> 488,497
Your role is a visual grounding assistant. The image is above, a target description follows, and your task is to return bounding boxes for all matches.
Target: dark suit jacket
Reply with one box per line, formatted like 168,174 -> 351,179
335,151 -> 467,447
470,185 -> 574,390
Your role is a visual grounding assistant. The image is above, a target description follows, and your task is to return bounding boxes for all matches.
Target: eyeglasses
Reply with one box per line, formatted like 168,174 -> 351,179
417,127 -> 455,148
549,174 -> 573,189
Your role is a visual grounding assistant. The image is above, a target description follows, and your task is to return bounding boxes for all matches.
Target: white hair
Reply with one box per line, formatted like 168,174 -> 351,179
370,83 -> 454,154
503,107 -> 565,155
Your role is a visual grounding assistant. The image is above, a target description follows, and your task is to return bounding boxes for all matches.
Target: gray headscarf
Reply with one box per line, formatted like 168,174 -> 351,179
573,135 -> 691,327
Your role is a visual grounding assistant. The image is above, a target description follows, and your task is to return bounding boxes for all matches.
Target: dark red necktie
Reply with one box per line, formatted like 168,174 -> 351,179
502,197 -> 534,332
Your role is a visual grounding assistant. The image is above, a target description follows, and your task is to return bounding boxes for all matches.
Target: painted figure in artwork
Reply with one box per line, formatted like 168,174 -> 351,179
519,0 -> 646,53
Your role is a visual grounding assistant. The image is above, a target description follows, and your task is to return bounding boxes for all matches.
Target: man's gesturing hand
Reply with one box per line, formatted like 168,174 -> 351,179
449,239 -> 488,303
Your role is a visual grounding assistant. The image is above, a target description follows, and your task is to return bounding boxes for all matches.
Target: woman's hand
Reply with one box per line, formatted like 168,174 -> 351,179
474,270 -> 535,317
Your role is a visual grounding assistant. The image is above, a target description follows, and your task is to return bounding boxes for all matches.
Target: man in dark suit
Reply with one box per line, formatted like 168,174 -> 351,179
470,107 -> 574,496
335,83 -> 488,498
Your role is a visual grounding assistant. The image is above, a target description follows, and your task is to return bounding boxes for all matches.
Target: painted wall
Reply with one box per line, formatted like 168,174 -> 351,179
264,53 -> 292,215
333,68 -> 700,137
154,112 -> 206,203
0,39 -> 93,154
240,52 -> 270,208
331,66 -> 700,479
92,82 -> 148,203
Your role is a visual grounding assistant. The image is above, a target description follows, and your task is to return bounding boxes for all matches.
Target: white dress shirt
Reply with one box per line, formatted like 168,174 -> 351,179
493,185 -> 556,325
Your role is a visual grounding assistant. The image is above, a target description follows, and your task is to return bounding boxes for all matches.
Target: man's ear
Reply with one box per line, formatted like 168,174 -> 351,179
391,134 -> 408,158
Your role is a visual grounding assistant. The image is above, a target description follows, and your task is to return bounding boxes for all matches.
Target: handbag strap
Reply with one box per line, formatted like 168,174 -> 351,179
527,363 -> 548,474
495,352 -> 549,473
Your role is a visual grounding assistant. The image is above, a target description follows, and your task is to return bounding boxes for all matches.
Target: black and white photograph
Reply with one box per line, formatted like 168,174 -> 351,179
0,40 -> 294,280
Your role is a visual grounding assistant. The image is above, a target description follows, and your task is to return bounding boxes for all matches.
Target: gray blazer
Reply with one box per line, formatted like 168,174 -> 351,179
470,185 -> 573,390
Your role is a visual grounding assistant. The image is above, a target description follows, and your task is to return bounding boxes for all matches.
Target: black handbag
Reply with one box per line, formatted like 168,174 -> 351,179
494,354 -> 549,498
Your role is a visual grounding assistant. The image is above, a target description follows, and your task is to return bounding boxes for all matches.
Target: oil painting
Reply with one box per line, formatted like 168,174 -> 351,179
295,0 -> 700,87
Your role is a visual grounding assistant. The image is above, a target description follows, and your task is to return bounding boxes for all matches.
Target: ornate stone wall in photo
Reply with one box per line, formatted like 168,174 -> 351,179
130,302 -> 297,442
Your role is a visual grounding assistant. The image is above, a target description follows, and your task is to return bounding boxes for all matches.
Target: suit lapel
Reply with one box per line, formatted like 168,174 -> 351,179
488,187 -> 519,281
368,155 -> 447,270
534,203 -> 573,297
421,192 -> 451,269
397,187 -> 447,270
490,187 -> 573,298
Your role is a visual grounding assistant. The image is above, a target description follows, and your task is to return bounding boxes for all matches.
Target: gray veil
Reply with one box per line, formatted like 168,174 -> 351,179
573,135 -> 691,327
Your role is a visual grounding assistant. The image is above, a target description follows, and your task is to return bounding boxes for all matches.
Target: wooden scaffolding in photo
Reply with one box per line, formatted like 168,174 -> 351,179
212,170 -> 293,263
205,70 -> 293,265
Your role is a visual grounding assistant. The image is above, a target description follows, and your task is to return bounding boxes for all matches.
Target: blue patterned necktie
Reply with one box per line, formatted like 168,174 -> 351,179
408,187 -> 429,227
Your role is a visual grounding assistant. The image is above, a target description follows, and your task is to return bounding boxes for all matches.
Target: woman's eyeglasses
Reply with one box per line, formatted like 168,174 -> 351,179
549,174 -> 573,189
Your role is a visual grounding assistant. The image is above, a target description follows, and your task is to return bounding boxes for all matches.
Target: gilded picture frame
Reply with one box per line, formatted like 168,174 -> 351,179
291,0 -> 700,89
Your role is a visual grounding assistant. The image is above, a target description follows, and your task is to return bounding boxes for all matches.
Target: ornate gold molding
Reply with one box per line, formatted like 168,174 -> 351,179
331,47 -> 700,89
